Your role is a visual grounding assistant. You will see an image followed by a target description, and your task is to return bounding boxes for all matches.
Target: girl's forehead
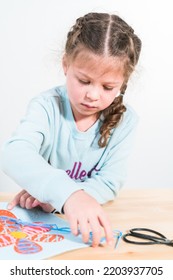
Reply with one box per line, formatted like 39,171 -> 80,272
71,50 -> 125,77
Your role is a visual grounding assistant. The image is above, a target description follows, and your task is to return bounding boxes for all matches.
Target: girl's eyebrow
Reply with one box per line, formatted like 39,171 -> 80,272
77,71 -> 121,85
77,71 -> 92,79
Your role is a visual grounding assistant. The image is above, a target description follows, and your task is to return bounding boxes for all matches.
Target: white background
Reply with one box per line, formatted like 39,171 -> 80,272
0,0 -> 173,192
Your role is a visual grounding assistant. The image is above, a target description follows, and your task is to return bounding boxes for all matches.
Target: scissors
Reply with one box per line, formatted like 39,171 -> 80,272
123,228 -> 173,246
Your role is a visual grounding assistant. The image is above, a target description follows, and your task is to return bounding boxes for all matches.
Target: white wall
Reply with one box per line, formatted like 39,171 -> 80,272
0,0 -> 173,192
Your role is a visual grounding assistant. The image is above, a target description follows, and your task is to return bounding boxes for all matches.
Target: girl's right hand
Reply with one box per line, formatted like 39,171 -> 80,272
7,189 -> 54,213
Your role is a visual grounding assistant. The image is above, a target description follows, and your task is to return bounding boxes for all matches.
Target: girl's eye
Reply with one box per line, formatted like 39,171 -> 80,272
103,86 -> 114,91
78,79 -> 90,85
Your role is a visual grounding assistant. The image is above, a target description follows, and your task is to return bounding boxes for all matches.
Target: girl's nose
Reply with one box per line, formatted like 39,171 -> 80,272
85,88 -> 100,101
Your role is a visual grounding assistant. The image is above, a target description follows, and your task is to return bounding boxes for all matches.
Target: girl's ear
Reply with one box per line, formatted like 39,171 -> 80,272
62,54 -> 69,75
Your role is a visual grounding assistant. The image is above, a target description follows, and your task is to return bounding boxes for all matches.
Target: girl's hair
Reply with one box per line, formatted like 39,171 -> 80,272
65,13 -> 142,147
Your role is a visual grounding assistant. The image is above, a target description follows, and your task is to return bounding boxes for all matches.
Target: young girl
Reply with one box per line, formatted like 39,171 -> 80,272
0,12 -> 141,247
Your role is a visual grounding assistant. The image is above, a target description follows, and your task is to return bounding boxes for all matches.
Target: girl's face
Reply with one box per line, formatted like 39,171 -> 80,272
63,50 -> 125,123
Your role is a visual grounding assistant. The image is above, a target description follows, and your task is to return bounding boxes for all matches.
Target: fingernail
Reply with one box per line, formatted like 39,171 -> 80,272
7,203 -> 12,210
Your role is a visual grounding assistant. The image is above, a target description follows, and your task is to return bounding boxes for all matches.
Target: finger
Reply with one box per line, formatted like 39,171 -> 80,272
89,218 -> 102,247
7,190 -> 26,210
39,203 -> 54,213
68,216 -> 79,236
78,219 -> 90,244
25,196 -> 36,209
99,214 -> 114,245
32,199 -> 40,208
19,192 -> 31,208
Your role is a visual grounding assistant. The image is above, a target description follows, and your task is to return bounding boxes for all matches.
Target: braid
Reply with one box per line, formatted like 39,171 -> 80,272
65,17 -> 84,55
99,91 -> 126,148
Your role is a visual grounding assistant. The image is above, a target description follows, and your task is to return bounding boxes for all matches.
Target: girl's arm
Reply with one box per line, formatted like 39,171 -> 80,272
0,95 -> 82,213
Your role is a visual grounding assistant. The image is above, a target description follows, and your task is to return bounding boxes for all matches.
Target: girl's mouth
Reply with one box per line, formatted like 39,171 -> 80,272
81,103 -> 96,109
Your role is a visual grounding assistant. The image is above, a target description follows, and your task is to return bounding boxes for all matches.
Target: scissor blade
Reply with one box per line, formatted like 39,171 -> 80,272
166,240 -> 173,247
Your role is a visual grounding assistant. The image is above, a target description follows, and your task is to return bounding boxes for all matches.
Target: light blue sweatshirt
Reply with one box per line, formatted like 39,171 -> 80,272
0,85 -> 138,212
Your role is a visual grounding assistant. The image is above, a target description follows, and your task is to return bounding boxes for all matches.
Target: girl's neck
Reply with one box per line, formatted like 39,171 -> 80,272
74,113 -> 99,132
75,119 -> 95,132
69,101 -> 100,132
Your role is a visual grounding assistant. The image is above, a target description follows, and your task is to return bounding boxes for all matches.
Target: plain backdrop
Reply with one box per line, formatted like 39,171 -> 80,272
0,0 -> 173,192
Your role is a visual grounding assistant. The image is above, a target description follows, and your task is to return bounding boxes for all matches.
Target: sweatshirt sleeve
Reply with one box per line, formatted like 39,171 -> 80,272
0,96 -> 82,212
76,107 -> 139,204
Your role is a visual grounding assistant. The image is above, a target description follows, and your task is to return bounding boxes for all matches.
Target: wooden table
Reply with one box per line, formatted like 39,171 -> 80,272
0,188 -> 173,259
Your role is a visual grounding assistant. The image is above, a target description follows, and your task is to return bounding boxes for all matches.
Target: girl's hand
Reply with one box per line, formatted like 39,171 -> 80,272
7,190 -> 54,213
63,190 -> 114,247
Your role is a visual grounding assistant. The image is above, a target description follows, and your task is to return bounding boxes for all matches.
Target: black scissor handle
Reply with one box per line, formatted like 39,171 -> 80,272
123,233 -> 158,245
130,228 -> 167,239
123,228 -> 168,245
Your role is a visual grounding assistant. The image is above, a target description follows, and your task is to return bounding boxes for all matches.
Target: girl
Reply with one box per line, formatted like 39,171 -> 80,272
0,12 -> 142,247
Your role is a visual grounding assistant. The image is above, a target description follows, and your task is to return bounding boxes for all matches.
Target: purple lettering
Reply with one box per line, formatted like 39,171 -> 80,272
66,170 -> 71,176
66,162 -> 100,181
87,164 -> 100,177
79,170 -> 87,180
70,162 -> 77,178
74,162 -> 82,179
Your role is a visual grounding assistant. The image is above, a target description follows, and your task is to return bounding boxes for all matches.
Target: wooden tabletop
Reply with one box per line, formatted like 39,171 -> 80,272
0,188 -> 173,260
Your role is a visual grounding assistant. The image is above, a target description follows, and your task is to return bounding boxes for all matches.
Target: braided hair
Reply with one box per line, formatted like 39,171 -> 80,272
65,13 -> 142,147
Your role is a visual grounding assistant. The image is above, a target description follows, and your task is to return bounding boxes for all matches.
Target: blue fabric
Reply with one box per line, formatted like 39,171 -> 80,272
0,85 -> 138,212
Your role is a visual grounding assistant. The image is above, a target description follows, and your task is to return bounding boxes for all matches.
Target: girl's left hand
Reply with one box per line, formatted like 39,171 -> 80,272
7,189 -> 54,213
63,190 -> 114,247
